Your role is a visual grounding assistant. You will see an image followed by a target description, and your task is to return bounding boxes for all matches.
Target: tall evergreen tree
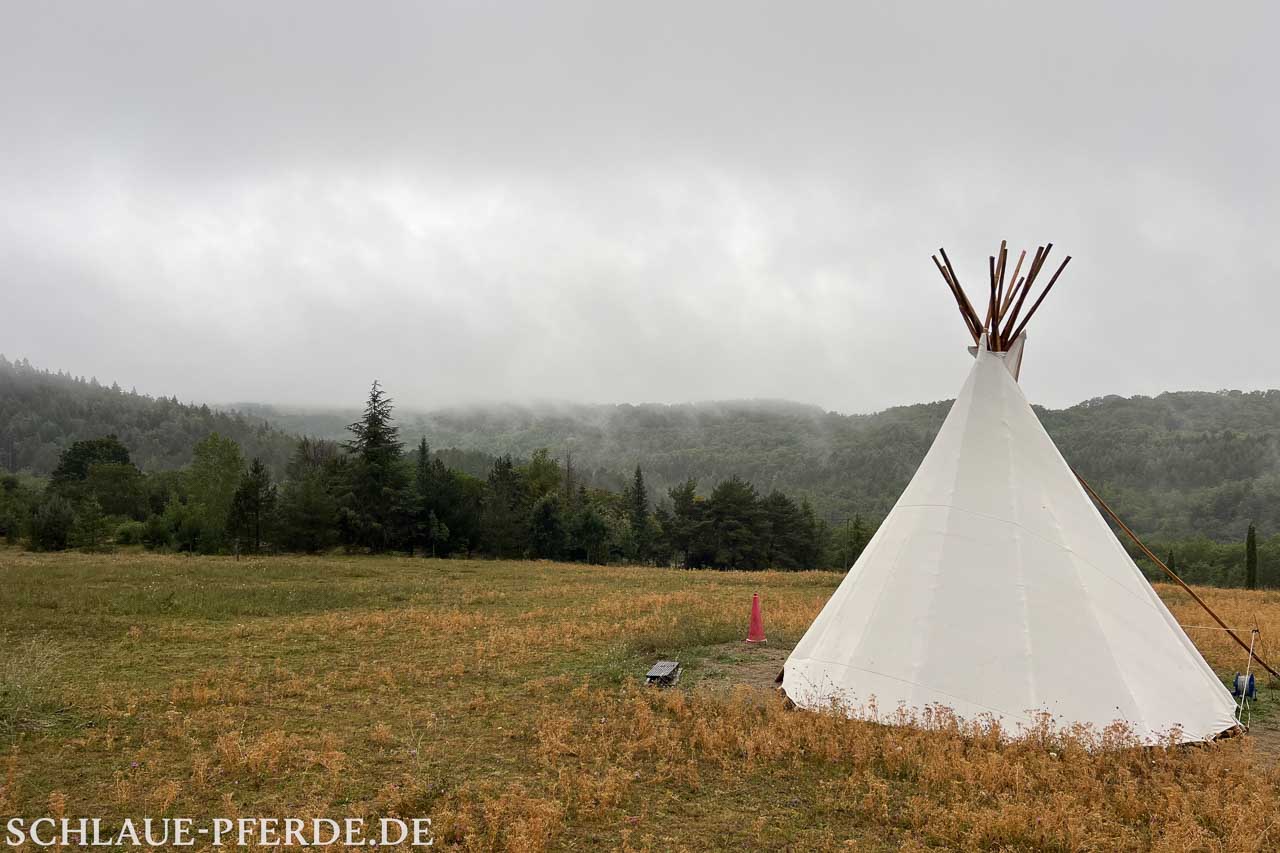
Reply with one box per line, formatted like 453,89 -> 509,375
1246,523 -> 1258,590
528,493 -> 566,559
228,458 -> 278,553
481,455 -> 528,558
572,500 -> 609,564
277,473 -> 338,553
412,438 -> 435,555
663,479 -> 704,567
339,381 -> 409,552
651,503 -> 675,566
761,490 -> 810,570
345,382 -> 402,464
706,476 -> 766,569
625,466 -> 651,563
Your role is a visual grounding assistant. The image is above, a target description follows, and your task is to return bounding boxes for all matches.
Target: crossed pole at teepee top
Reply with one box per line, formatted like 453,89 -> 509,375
931,241 -> 1072,351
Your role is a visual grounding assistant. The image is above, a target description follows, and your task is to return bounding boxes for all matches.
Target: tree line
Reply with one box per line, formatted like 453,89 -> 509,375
0,378 -> 1273,584
0,382 -> 874,570
9,354 -> 1280,544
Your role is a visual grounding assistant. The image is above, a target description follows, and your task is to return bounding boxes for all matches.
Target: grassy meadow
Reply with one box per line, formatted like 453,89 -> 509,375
3,549 -> 1280,851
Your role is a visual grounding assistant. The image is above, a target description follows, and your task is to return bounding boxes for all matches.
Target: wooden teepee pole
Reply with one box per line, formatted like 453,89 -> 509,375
1000,245 -> 1046,347
932,255 -> 980,342
1000,250 -> 1027,315
994,240 -> 1008,323
1075,470 -> 1279,680
939,248 -> 982,336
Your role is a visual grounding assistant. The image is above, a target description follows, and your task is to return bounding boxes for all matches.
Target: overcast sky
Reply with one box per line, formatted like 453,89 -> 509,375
3,1 -> 1277,414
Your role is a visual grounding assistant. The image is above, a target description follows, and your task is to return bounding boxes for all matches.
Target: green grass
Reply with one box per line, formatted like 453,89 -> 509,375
2,548 -> 1278,851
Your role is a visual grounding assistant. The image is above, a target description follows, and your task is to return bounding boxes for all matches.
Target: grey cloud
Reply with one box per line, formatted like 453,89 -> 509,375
2,1 -> 1277,413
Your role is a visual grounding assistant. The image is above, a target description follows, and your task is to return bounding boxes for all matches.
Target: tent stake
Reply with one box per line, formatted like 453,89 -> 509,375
1075,470 -> 1279,680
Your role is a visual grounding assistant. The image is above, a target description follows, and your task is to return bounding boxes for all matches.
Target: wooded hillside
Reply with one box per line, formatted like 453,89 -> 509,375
246,392 -> 1280,542
0,356 -> 296,475
5,355 -> 1280,542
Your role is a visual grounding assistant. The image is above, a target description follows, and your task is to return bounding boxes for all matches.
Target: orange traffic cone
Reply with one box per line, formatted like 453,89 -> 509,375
746,593 -> 767,644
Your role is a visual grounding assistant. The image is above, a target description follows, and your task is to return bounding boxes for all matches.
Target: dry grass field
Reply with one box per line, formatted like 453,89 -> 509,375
3,549 -> 1280,851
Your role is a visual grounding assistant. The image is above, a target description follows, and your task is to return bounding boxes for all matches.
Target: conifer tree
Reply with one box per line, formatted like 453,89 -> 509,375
1246,523 -> 1258,590
482,455 -> 528,557
626,466 -> 651,562
345,381 -> 402,466
228,458 -> 278,553
340,381 -> 408,552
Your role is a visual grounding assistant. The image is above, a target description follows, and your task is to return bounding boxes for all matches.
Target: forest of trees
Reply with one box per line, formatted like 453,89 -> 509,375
0,381 -> 867,570
232,392 -> 1280,544
0,356 -> 296,474
3,354 -> 1279,585
9,355 -> 1280,543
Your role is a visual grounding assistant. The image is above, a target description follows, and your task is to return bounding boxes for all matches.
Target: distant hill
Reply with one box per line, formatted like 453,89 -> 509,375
0,356 -> 296,475
4,354 -> 1280,541
239,390 -> 1280,543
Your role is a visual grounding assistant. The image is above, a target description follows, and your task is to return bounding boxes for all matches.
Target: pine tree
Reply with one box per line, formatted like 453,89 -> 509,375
71,496 -> 112,552
850,514 -> 868,559
665,479 -> 704,567
1246,523 -> 1258,590
626,466 -> 651,562
413,438 -> 435,555
761,490 -> 809,570
572,501 -> 609,564
528,493 -> 566,559
344,381 -> 402,466
277,474 -> 338,553
340,381 -> 408,552
228,458 -> 278,552
706,476 -> 765,569
482,455 -> 528,558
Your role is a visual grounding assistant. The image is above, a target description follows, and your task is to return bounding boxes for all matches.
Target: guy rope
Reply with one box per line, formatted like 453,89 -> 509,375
1075,470 -> 1279,680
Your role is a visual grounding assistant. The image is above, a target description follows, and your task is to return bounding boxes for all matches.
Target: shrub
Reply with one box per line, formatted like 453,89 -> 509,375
141,513 -> 173,550
28,494 -> 76,551
70,497 -> 113,552
115,519 -> 147,545
0,508 -> 20,545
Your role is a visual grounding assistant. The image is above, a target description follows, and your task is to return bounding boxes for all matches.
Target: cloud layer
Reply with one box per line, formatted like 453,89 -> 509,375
3,1 -> 1277,412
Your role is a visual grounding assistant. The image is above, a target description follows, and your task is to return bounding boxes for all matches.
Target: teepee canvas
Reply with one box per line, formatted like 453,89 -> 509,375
781,243 -> 1238,744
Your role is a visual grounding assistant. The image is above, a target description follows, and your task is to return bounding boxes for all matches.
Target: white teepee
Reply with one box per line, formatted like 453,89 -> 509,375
782,245 -> 1238,744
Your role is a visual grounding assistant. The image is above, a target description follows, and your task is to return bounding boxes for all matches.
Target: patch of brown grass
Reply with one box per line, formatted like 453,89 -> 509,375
1,551 -> 1278,851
